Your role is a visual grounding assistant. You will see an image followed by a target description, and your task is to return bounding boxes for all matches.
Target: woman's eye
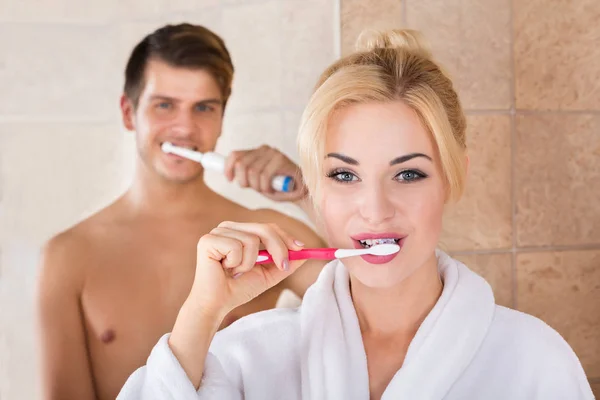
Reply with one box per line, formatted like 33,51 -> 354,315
157,102 -> 172,109
327,170 -> 358,183
337,172 -> 357,182
396,170 -> 427,182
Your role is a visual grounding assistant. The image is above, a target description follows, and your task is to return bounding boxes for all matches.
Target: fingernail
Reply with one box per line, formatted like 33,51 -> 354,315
294,240 -> 305,247
233,272 -> 243,279
282,259 -> 289,271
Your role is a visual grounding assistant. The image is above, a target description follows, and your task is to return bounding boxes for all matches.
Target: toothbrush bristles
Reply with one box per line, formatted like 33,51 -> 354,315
367,243 -> 400,256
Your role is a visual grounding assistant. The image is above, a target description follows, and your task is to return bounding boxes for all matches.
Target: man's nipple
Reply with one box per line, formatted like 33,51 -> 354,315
100,329 -> 116,344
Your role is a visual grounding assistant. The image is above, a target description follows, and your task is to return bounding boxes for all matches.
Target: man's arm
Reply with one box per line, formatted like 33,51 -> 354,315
37,233 -> 97,400
253,209 -> 327,297
293,195 -> 323,237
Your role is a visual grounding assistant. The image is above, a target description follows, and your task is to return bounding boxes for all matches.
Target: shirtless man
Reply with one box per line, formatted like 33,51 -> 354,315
36,24 -> 325,400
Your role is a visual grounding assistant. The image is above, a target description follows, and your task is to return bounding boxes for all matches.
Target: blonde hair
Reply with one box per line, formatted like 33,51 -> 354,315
297,29 -> 467,204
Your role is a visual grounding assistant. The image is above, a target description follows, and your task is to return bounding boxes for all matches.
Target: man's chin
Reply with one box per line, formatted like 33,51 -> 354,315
157,167 -> 204,185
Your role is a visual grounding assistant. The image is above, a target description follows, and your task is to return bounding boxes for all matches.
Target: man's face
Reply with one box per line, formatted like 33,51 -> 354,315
121,59 -> 225,183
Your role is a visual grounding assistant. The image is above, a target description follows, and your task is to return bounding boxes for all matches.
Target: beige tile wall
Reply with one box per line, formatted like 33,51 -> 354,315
517,250 -> 600,377
342,0 -> 600,389
592,382 -> 600,399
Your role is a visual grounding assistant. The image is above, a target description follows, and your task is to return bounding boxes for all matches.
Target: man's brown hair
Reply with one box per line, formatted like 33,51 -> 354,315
124,23 -> 234,108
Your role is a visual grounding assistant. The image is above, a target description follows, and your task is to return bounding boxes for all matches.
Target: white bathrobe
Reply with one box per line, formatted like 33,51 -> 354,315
118,251 -> 594,400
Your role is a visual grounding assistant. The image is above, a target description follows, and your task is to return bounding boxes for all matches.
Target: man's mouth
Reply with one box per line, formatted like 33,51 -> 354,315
160,141 -> 198,152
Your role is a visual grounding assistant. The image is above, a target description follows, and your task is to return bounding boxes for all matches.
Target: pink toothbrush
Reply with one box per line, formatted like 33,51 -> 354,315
255,243 -> 400,264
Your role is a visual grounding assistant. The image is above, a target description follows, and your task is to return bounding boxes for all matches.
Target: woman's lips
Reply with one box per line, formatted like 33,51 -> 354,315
360,252 -> 399,264
351,237 -> 405,265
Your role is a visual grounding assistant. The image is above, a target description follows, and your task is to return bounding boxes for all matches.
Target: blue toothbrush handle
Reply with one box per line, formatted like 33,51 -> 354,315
271,175 -> 295,192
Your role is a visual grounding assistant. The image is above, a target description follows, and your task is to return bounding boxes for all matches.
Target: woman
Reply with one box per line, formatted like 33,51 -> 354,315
118,30 -> 593,399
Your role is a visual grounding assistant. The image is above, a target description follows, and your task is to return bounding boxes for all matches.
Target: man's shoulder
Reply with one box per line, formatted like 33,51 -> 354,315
46,206 -> 114,249
250,207 -> 295,224
250,208 -> 323,246
40,201 -> 124,275
207,193 -> 315,233
213,196 -> 319,239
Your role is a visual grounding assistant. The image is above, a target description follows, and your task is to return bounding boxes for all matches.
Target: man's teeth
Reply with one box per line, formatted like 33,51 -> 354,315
358,238 -> 398,248
163,142 -> 197,151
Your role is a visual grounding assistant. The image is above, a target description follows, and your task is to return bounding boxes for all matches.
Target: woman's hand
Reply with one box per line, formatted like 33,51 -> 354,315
189,221 -> 306,318
168,221 -> 305,388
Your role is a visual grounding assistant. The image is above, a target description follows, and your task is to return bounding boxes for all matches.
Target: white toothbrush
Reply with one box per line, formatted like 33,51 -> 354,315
161,142 -> 295,192
255,243 -> 400,264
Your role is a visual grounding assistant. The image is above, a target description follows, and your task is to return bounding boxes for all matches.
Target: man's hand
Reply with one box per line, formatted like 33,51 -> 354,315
224,145 -> 307,202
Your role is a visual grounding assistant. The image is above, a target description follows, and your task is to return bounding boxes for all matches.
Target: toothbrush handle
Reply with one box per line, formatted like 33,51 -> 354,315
203,152 -> 295,193
255,248 -> 338,264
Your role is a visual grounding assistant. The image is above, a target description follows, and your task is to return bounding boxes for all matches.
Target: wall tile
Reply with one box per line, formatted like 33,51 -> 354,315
406,0 -> 511,110
0,123 -> 127,245
514,0 -> 600,110
0,240 -> 40,400
221,1 -> 281,112
517,250 -> 600,377
0,0 -> 118,23
454,253 -> 513,307
0,24 -> 120,120
591,382 -> 600,399
341,0 -> 403,56
441,115 -> 512,251
515,114 -> 600,247
280,0 -> 336,107
118,0 -> 221,20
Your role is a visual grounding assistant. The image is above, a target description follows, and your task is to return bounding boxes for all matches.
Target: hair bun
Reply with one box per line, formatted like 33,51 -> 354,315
355,29 -> 432,59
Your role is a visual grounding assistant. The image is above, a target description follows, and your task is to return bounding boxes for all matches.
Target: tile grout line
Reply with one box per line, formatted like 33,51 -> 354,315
518,243 -> 600,252
2,109 -> 599,123
509,0 -> 518,311
0,116 -> 116,124
516,109 -> 600,115
450,248 -> 514,257
0,107 -> 312,124
461,109 -> 600,115
464,109 -> 511,115
450,243 -> 600,257
0,20 -> 115,27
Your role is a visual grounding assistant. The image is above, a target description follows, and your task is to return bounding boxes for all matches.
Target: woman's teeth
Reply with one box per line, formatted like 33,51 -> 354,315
358,238 -> 398,248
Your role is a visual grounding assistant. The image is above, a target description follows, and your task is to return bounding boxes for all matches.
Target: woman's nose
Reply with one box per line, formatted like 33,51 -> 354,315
357,184 -> 396,225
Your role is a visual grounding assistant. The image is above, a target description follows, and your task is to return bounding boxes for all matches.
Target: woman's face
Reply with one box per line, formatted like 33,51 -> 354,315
319,101 -> 446,288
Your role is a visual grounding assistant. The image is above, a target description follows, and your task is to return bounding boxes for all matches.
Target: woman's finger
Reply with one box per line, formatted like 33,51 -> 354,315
209,227 -> 261,274
217,221 -> 301,271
